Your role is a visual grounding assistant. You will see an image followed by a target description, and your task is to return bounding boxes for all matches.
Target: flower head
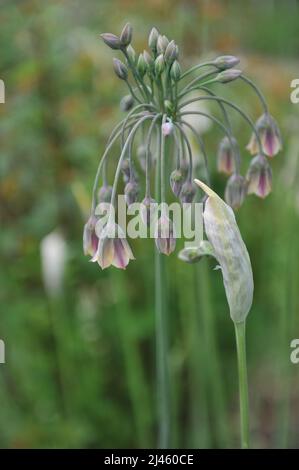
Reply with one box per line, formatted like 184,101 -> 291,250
246,154 -> 272,198
224,174 -> 247,210
246,113 -> 282,157
92,223 -> 134,270
217,137 -> 236,175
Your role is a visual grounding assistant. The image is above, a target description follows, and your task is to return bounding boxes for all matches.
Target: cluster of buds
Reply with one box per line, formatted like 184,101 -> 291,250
83,23 -> 281,269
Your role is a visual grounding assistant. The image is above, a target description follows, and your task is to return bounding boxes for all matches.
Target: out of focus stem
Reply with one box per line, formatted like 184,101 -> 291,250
234,321 -> 249,449
155,124 -> 170,448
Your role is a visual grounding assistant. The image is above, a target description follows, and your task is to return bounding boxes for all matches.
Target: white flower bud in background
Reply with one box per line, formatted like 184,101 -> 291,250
40,230 -> 68,299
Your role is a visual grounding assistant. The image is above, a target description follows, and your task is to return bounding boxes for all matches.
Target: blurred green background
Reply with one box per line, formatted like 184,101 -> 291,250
1,0 -> 299,448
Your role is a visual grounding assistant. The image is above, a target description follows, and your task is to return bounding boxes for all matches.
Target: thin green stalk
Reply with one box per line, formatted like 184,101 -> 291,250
234,321 -> 249,449
155,124 -> 170,448
196,261 -> 229,448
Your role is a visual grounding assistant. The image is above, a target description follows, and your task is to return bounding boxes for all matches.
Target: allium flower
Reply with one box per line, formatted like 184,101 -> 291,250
224,174 -> 247,210
246,113 -> 282,157
246,154 -> 272,198
217,136 -> 236,175
83,215 -> 99,257
91,223 -> 134,270
155,214 -> 176,256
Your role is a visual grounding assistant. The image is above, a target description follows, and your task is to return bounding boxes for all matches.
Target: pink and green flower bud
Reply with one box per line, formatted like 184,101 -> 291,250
215,69 -> 242,84
124,180 -> 140,206
137,53 -> 147,78
246,154 -> 272,199
120,94 -> 134,112
155,214 -> 176,256
179,181 -> 196,203
213,55 -> 240,70
224,174 -> 247,210
170,169 -> 185,197
246,113 -> 282,157
170,60 -> 181,81
148,27 -> 159,53
98,184 -> 112,203
126,44 -> 136,64
162,121 -> 174,136
83,215 -> 99,257
157,35 -> 169,54
154,54 -> 165,75
217,136 -> 236,175
141,196 -> 157,227
120,23 -> 133,47
92,223 -> 134,270
164,40 -> 178,64
100,33 -> 121,50
113,58 -> 128,80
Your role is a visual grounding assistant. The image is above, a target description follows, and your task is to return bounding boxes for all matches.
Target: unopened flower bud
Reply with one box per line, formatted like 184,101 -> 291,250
170,60 -> 181,81
170,169 -> 185,197
224,174 -> 247,210
100,33 -> 121,50
155,214 -> 176,256
143,50 -> 154,70
126,44 -> 136,63
98,184 -> 113,203
246,154 -> 272,199
155,54 -> 165,75
148,27 -> 159,52
120,94 -> 134,112
113,58 -> 128,80
162,121 -> 174,136
124,180 -> 140,206
157,35 -> 169,54
213,55 -> 240,70
180,180 -> 196,203
137,53 -> 147,77
120,23 -> 132,47
216,69 -> 242,84
164,40 -> 178,64
217,136 -> 236,175
246,113 -> 282,157
141,196 -> 157,227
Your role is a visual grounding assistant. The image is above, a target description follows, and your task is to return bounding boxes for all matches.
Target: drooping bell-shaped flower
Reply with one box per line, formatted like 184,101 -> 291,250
246,154 -> 272,199
224,174 -> 247,210
155,214 -> 176,255
246,113 -> 282,157
91,222 -> 134,270
217,136 -> 236,175
83,215 -> 99,257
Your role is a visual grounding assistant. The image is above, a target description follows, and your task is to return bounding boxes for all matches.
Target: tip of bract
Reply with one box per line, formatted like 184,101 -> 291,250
194,179 -> 217,198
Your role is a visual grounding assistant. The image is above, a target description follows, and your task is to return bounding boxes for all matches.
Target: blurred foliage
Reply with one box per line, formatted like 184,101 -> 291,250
1,0 -> 299,448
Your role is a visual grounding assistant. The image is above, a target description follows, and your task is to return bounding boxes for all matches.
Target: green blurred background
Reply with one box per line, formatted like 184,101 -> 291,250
1,0 -> 299,448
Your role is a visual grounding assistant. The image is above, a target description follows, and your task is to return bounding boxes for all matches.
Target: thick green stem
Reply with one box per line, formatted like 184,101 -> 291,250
155,125 -> 170,448
234,321 -> 249,449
